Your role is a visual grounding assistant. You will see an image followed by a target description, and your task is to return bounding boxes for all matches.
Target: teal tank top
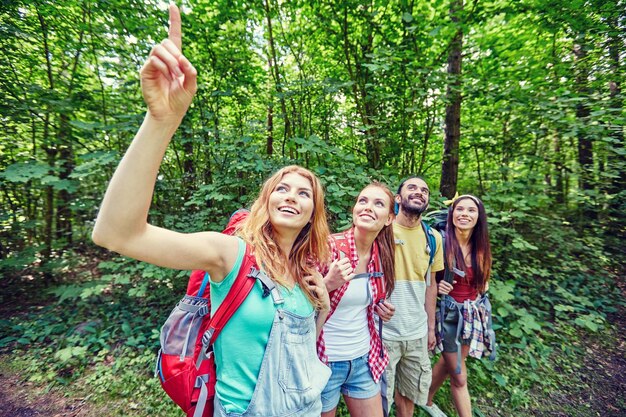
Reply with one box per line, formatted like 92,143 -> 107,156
209,238 -> 314,413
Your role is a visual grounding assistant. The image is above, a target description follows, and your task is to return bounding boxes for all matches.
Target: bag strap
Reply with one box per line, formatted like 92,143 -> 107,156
331,233 -> 349,260
421,220 -> 436,266
372,241 -> 385,301
204,248 -> 257,346
331,232 -> 384,294
421,221 -> 437,286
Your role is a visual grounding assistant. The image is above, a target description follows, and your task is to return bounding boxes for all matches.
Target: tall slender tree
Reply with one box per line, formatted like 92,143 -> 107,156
440,0 -> 464,198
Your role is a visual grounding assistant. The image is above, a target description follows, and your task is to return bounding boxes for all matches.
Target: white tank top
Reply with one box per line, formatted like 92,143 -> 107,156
323,277 -> 370,361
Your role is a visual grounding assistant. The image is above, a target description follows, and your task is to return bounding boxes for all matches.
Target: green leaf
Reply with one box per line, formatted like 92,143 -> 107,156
574,314 -> 601,332
55,346 -> 87,362
428,26 -> 441,37
519,315 -> 542,333
494,373 -> 507,386
115,275 -> 131,285
489,280 -> 515,303
0,161 -> 50,183
0,336 -> 18,347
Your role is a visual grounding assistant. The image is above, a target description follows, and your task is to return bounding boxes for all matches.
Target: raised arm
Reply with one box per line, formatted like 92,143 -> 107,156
92,4 -> 237,281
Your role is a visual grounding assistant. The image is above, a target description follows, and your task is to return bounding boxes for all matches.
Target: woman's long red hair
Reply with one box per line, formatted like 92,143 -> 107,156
237,166 -> 330,308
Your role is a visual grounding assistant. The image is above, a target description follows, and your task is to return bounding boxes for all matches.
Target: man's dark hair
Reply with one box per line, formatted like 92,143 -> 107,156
396,175 -> 428,194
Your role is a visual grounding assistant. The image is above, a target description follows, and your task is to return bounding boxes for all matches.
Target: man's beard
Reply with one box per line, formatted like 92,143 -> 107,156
400,197 -> 428,217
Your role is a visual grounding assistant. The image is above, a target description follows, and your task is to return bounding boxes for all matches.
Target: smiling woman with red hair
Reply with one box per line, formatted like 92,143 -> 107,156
91,5 -> 331,416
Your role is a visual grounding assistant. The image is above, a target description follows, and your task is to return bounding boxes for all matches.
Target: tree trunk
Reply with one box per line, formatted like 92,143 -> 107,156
42,114 -> 55,278
440,0 -> 464,199
263,0 -> 291,157
338,5 -> 381,169
37,9 -> 55,276
182,123 -> 195,197
56,114 -> 74,246
267,104 -> 274,155
553,134 -> 565,204
605,12 -> 625,244
56,11 -> 85,248
573,35 -> 596,222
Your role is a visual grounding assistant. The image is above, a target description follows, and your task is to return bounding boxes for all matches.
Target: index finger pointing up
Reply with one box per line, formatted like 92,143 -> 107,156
168,3 -> 182,51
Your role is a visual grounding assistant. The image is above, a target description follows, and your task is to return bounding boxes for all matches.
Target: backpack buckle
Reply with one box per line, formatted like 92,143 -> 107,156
195,374 -> 209,388
249,267 -> 274,299
451,266 -> 465,278
247,267 -> 262,280
202,328 -> 215,347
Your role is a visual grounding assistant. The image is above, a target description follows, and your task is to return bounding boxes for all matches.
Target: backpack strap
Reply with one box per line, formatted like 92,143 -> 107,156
204,251 -> 257,344
330,232 -> 384,297
195,247 -> 262,369
421,220 -> 437,286
371,242 -> 385,302
331,233 -> 350,260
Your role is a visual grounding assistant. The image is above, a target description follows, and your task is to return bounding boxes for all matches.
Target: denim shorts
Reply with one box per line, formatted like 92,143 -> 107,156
441,305 -> 463,352
320,353 -> 381,412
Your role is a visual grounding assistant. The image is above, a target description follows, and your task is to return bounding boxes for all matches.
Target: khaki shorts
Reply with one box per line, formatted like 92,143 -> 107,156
383,337 -> 432,406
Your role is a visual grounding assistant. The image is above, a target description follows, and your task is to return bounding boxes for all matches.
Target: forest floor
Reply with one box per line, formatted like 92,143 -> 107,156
0,272 -> 624,417
0,365 -> 89,417
523,312 -> 626,417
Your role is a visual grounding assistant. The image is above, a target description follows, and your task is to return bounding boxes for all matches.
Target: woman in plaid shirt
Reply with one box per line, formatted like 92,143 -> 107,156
317,182 -> 397,417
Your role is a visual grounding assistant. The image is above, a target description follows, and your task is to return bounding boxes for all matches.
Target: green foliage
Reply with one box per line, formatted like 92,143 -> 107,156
0,0 -> 624,415
0,259 -> 182,413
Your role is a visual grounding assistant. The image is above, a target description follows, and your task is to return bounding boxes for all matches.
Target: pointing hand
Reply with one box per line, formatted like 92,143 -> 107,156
139,4 -> 197,122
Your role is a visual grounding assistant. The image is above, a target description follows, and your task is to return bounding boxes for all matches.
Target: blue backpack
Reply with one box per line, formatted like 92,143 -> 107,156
421,220 -> 438,281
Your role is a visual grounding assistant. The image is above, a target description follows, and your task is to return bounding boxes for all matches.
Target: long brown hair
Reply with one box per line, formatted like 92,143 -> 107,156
445,195 -> 492,293
355,182 -> 396,297
237,166 -> 330,307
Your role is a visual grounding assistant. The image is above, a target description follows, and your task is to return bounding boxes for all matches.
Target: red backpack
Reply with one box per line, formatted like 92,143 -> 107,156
155,210 -> 256,417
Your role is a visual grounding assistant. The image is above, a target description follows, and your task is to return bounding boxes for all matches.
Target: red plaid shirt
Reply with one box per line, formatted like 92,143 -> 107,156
316,228 -> 389,383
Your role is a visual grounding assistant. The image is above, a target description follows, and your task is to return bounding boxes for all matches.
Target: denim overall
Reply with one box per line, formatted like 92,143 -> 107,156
214,283 -> 331,417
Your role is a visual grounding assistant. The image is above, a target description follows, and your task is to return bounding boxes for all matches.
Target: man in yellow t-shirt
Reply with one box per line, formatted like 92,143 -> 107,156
382,177 -> 445,417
